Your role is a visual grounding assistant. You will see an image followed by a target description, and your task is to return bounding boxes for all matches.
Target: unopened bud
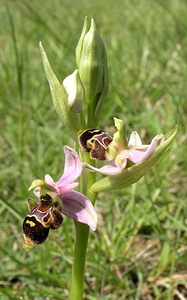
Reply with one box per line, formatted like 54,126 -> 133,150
63,70 -> 84,112
76,18 -> 109,119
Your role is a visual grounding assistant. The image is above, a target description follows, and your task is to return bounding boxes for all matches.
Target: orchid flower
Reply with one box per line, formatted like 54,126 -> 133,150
85,118 -> 164,176
29,146 -> 97,231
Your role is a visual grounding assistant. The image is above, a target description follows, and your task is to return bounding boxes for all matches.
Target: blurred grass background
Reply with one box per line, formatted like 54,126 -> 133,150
0,0 -> 186,299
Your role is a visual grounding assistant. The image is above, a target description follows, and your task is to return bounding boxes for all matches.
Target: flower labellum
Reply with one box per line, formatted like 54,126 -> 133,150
79,129 -> 112,160
23,194 -> 63,249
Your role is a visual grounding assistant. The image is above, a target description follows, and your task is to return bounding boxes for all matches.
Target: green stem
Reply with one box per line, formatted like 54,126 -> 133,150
69,223 -> 89,300
87,102 -> 97,128
69,154 -> 96,300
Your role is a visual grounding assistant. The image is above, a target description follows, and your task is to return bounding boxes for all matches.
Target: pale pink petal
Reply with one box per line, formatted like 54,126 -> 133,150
56,146 -> 82,185
128,131 -> 142,147
58,182 -> 79,195
33,187 -> 41,198
128,135 -> 159,163
85,162 -> 124,175
61,191 -> 97,231
127,149 -> 147,163
141,135 -> 160,159
45,174 -> 55,187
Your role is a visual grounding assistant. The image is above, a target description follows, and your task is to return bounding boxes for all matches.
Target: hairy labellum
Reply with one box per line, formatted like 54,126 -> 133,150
50,208 -> 64,230
23,194 -> 63,249
79,129 -> 112,160
23,215 -> 50,247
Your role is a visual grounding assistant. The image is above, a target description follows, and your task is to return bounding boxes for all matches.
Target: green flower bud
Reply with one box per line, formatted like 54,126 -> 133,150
76,18 -> 109,123
63,70 -> 84,113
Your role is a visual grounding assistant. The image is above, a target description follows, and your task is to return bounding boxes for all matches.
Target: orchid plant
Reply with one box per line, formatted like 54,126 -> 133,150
23,16 -> 177,300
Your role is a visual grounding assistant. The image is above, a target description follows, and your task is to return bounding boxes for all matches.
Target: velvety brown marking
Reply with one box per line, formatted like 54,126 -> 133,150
90,140 -> 106,160
79,129 -> 103,151
39,203 -> 52,212
23,215 -> 49,244
103,136 -> 112,146
94,134 -> 112,149
88,132 -> 112,160
50,209 -> 63,230
43,213 -> 52,225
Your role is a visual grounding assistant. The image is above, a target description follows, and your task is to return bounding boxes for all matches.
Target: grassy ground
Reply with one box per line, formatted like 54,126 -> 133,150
0,0 -> 187,299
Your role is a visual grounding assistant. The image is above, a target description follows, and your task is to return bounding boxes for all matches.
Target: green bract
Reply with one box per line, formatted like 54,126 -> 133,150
40,42 -> 81,140
90,126 -> 177,192
76,16 -> 90,67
